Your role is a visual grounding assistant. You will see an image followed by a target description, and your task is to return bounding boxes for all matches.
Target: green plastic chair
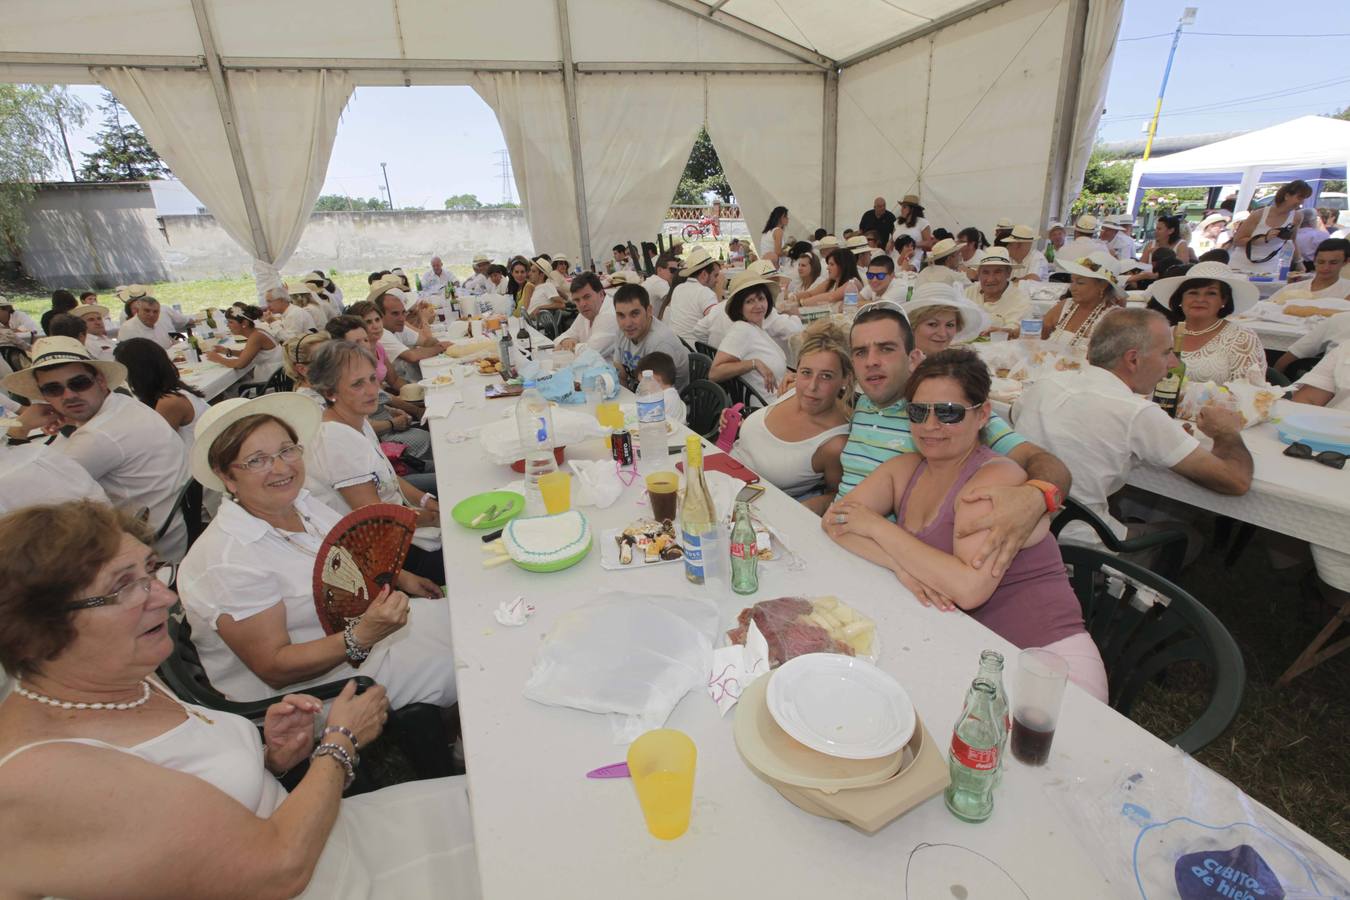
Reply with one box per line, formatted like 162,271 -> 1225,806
1059,544 -> 1245,754
687,351 -> 713,383
680,378 -> 730,439
1050,496 -> 1189,580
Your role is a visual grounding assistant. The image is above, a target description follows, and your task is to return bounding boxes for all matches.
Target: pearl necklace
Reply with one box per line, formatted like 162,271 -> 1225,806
14,680 -> 152,711
1183,319 -> 1225,337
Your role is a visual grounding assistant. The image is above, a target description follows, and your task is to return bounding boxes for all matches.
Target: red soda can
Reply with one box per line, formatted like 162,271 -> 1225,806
611,428 -> 635,467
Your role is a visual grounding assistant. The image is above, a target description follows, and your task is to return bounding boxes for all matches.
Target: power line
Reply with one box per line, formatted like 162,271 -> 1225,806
1118,30 -> 1350,43
1117,32 -> 1171,42
1101,73 -> 1350,121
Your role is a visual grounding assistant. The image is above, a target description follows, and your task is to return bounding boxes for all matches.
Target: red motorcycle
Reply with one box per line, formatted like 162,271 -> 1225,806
682,215 -> 721,241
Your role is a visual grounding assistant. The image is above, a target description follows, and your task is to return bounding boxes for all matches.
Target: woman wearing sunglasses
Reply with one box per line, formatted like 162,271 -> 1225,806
824,348 -> 1106,700
0,501 -> 476,899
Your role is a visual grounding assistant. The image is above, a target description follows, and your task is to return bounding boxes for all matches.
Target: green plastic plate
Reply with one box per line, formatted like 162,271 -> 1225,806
451,490 -> 524,530
512,535 -> 593,573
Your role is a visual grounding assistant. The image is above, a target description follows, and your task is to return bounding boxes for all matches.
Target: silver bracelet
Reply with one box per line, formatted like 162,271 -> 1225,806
321,725 -> 360,764
343,618 -> 370,666
312,742 -> 356,790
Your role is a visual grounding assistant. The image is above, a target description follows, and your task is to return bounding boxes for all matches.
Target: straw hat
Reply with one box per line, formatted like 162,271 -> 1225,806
365,276 -> 405,304
473,253 -> 491,264
1099,217 -> 1123,233
928,237 -> 962,261
743,259 -> 781,297
995,217 -> 1014,229
906,282 -> 990,343
1002,224 -> 1036,243
1145,261 -> 1258,312
75,303 -> 111,320
814,235 -> 840,252
976,248 -> 1014,268
1198,212 -> 1229,231
1057,256 -> 1125,299
190,393 -> 322,493
0,295 -> 13,309
679,246 -> 715,277
607,270 -> 642,286
1,336 -> 127,402
1046,220 -> 1064,231
900,194 -> 921,207
301,272 -> 326,287
552,253 -> 570,266
1109,213 -> 1135,227
725,270 -> 777,307
1073,214 -> 1099,234
845,234 -> 871,255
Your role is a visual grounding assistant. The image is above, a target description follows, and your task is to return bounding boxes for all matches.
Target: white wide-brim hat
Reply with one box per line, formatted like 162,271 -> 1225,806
679,247 -> 715,277
1198,212 -> 1229,230
928,237 -> 962,261
75,303 -> 111,320
906,282 -> 990,343
607,270 -> 643,286
191,393 -> 323,493
1057,255 -> 1126,299
725,270 -> 778,308
976,248 -> 1014,268
0,336 -> 127,402
1145,261 -> 1259,312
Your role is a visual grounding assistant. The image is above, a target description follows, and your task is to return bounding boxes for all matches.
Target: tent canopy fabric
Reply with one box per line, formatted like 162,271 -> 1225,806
1128,115 -> 1350,215
3,0 -> 1123,287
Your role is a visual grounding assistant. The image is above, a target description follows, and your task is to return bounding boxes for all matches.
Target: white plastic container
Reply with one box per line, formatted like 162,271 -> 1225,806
514,380 -> 558,515
636,369 -> 669,475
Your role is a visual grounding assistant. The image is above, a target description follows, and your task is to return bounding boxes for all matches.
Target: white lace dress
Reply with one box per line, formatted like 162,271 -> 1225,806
1182,322 -> 1267,384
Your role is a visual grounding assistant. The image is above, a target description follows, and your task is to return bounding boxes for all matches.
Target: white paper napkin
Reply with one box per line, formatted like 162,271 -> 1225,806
707,619 -> 770,715
422,389 -> 461,423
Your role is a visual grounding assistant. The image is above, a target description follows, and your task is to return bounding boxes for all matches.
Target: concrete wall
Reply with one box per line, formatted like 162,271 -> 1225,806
159,209 -> 535,280
16,182 -> 172,289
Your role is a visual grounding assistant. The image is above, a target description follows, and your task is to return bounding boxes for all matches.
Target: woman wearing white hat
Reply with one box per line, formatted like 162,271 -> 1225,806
906,283 -> 990,358
709,272 -> 791,396
964,248 -> 1031,335
1147,262 -> 1265,384
1042,257 -> 1123,351
176,392 -> 456,710
206,303 -> 283,384
893,194 -> 934,254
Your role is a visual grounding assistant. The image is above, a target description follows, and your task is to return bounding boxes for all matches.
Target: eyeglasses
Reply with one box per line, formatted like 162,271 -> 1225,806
37,373 -> 97,398
907,401 -> 981,425
865,272 -> 890,281
1283,442 -> 1346,470
231,443 -> 304,473
67,561 -> 175,611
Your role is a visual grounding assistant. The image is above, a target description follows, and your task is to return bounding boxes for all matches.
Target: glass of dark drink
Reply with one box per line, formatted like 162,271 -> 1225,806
1011,648 -> 1069,766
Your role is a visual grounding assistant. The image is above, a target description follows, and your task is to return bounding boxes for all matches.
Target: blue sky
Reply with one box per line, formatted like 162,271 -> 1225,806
58,0 -> 1350,204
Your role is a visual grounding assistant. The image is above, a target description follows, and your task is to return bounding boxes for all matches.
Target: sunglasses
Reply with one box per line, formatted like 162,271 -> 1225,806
1283,442 -> 1346,470
865,272 -> 890,280
37,373 -> 97,398
907,401 -> 981,424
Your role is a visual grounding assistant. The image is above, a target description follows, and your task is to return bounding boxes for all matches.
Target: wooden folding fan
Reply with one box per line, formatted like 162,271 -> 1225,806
312,504 -> 419,635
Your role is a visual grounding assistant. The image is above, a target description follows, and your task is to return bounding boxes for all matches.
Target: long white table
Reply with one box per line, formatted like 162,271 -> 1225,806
430,373 -> 1349,898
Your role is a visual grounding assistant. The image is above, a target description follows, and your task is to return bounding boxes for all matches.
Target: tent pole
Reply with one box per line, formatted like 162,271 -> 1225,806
652,0 -> 833,70
188,0 -> 272,264
1041,0 -> 1088,229
821,69 -> 839,233
555,0 -> 593,269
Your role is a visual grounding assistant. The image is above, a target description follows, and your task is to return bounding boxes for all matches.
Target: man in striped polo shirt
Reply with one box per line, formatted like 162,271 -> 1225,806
837,301 -> 1071,581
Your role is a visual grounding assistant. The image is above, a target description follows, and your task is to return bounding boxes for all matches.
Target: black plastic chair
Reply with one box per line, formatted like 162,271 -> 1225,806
726,376 -> 771,411
687,351 -> 712,383
237,367 -> 293,399
693,341 -> 718,359
1051,496 -> 1188,580
531,308 -> 563,339
154,479 -> 206,553
1265,366 -> 1291,388
1059,544 -> 1245,753
680,379 -> 731,439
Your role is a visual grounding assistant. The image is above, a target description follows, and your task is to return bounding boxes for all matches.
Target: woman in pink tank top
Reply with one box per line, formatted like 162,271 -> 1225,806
824,348 -> 1107,701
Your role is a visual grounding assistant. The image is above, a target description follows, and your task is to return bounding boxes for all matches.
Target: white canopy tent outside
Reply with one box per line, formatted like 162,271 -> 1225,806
3,0 -> 1123,292
1127,115 -> 1350,218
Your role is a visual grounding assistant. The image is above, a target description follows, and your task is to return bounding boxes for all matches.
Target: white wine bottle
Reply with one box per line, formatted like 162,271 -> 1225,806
1152,325 -> 1186,418
680,435 -> 717,585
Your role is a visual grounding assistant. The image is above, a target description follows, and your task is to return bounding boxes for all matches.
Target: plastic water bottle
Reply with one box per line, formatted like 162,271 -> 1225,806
843,289 -> 859,320
636,370 -> 670,474
1277,241 -> 1295,282
514,380 -> 558,516
1020,315 -> 1042,342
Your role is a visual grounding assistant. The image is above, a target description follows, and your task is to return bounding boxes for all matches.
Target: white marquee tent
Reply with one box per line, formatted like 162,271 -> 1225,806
3,0 -> 1123,287
1127,115 -> 1350,217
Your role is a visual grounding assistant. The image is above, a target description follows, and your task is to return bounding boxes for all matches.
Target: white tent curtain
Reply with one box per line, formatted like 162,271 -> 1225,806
576,74 -> 705,260
705,74 -> 824,242
472,72 -> 577,260
1062,0 -> 1125,220
96,67 -> 352,293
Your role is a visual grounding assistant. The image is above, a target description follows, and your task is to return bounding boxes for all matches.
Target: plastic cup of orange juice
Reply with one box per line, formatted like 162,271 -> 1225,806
538,471 -> 572,514
627,729 -> 696,840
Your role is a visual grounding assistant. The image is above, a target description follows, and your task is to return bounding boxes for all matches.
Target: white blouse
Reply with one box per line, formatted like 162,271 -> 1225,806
719,321 -> 787,398
732,389 -> 851,497
1182,322 -> 1266,384
305,419 -> 404,511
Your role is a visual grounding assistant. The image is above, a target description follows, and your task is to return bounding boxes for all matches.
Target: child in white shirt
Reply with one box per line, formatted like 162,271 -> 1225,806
636,351 -> 688,424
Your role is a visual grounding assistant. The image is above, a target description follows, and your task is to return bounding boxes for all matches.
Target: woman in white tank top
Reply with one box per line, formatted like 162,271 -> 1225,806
0,501 -> 478,900
759,205 -> 789,264
1230,180 -> 1313,277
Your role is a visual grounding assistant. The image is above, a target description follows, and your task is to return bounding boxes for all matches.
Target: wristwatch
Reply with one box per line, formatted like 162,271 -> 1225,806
1025,479 -> 1064,515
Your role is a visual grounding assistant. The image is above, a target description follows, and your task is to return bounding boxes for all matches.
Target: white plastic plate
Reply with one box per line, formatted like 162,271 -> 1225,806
767,653 -> 915,760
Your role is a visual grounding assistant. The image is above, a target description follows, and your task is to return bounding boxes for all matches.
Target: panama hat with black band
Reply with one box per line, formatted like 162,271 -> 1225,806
1,336 -> 127,402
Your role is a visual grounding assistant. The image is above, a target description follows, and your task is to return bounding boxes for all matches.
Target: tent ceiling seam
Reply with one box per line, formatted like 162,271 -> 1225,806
837,0 -> 1013,68
767,0 -> 823,56
649,0 -> 834,69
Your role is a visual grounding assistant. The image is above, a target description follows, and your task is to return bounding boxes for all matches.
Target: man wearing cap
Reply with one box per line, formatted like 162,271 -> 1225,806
611,284 -> 690,390
557,272 -> 618,358
1057,215 -> 1110,264
117,293 -> 179,349
261,286 -> 314,342
992,218 -> 1014,245
1100,215 -> 1137,261
419,256 -> 457,300
859,197 -> 897,247
461,255 -> 493,296
914,237 -> 970,288
1001,224 -> 1049,281
844,233 -> 873,269
75,304 -> 118,361
1044,221 -> 1067,264
2,337 -> 191,560
642,250 -> 681,319
663,247 -> 720,341
965,249 -> 1032,335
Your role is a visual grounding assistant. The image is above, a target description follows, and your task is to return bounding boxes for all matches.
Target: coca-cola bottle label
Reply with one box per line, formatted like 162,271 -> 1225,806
950,734 -> 999,771
730,541 -> 756,559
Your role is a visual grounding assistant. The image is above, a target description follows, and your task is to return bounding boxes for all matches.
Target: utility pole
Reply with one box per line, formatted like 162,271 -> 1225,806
57,116 -> 78,181
380,162 -> 394,210
496,149 -> 514,205
1142,6 -> 1198,161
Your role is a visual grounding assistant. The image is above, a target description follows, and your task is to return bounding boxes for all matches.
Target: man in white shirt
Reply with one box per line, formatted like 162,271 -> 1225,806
419,256 -> 456,299
965,249 -> 1031,334
607,244 -> 636,274
461,254 -> 493,296
642,251 -> 681,318
556,272 -> 618,359
915,238 -> 969,288
1100,215 -> 1137,260
1274,312 -> 1350,375
1292,340 -> 1350,411
0,298 -> 39,342
1270,238 -> 1350,304
2,337 -> 191,560
1013,307 -> 1253,544
524,257 -> 565,319
1002,224 -> 1049,281
74,305 -> 118,361
117,295 -> 178,348
374,287 -> 446,383
1057,214 -> 1110,265
662,247 -> 719,341
261,287 -> 313,342
860,255 -> 908,303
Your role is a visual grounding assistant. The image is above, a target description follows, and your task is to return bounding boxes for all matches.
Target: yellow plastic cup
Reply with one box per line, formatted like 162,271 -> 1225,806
627,729 -> 696,840
539,471 -> 572,514
596,401 -> 623,450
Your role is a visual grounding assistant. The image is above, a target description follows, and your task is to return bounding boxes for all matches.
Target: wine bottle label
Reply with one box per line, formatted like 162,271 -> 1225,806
682,530 -> 705,582
950,734 -> 998,771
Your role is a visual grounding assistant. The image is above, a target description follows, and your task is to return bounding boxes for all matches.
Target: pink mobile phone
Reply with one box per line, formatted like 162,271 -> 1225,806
715,403 -> 745,451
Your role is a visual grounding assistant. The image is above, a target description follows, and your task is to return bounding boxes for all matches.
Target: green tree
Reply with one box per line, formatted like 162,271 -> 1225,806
672,127 -> 731,205
444,193 -> 483,210
0,84 -> 88,265
314,194 -> 387,211
484,201 -> 520,209
1082,148 -> 1132,195
79,91 -> 169,182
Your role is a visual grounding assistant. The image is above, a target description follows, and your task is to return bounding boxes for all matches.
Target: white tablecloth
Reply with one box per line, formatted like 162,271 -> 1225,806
429,374 -> 1350,899
177,359 -> 249,400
